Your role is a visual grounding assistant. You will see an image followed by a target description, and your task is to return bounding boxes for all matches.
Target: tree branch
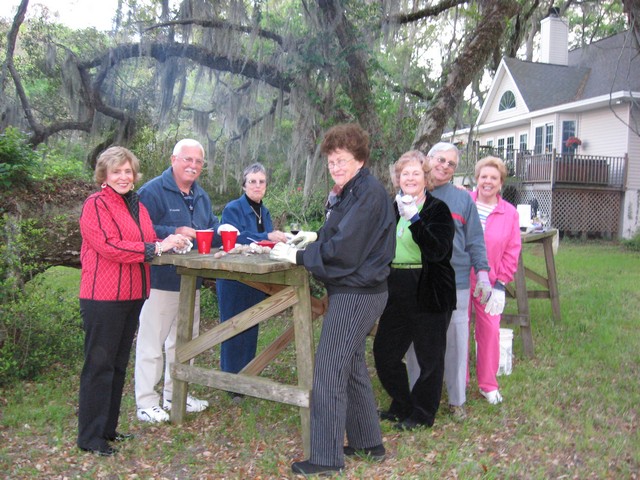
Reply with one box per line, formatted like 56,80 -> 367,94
79,42 -> 293,92
146,18 -> 285,46
386,0 -> 468,25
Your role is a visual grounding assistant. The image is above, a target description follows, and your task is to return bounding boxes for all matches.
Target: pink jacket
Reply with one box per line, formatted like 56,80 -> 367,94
470,192 -> 521,286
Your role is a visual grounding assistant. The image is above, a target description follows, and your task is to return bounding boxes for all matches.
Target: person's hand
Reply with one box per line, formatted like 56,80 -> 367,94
269,242 -> 298,264
217,224 -> 239,234
484,283 -> 506,315
160,234 -> 189,254
173,236 -> 193,254
398,194 -> 418,221
473,270 -> 492,304
288,231 -> 317,248
175,226 -> 196,240
268,230 -> 289,243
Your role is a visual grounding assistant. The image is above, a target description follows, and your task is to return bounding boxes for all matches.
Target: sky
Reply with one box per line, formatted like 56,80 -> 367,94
1,0 -> 121,31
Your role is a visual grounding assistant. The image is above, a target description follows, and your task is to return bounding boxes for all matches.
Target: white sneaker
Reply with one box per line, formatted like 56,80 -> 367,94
480,389 -> 503,405
163,395 -> 209,413
137,405 -> 170,423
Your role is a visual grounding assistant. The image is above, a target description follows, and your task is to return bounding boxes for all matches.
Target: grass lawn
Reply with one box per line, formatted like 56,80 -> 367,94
1,241 -> 639,478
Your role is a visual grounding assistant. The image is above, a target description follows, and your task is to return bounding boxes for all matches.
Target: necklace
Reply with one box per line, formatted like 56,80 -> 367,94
250,204 -> 262,225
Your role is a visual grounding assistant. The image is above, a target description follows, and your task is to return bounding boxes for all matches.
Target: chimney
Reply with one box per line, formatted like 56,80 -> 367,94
539,8 -> 568,66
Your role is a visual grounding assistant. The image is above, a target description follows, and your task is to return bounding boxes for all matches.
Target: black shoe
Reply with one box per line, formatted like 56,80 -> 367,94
291,460 -> 342,476
394,417 -> 430,432
107,432 -> 134,442
378,409 -> 405,422
228,392 -> 245,404
344,444 -> 386,461
79,445 -> 118,456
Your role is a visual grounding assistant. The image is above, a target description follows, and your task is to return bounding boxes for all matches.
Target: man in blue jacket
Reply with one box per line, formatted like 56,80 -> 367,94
134,138 -> 221,423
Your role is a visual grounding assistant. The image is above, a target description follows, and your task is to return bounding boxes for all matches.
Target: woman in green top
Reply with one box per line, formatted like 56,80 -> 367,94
373,150 -> 456,430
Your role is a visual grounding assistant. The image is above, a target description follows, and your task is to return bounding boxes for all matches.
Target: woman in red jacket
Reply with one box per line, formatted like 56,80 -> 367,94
77,146 -> 186,456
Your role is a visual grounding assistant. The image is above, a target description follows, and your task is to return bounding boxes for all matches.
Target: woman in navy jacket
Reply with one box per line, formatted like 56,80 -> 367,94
216,163 -> 288,378
270,124 -> 396,476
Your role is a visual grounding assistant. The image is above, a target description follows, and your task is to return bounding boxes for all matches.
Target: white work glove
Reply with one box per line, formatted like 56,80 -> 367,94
397,194 -> 418,221
288,231 -> 317,249
270,242 -> 298,264
217,224 -> 239,234
473,270 -> 492,304
484,283 -> 506,315
173,237 -> 193,254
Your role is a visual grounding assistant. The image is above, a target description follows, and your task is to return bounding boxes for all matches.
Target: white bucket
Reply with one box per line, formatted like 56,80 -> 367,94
498,328 -> 513,376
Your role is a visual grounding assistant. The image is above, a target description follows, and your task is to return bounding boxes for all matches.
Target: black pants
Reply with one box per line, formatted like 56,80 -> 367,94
77,299 -> 142,450
373,269 -> 452,426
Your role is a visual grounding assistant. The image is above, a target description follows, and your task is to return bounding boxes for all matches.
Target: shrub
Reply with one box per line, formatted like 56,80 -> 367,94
621,229 -> 640,252
0,214 -> 46,304
0,127 -> 38,190
0,267 -> 83,386
264,177 -> 327,231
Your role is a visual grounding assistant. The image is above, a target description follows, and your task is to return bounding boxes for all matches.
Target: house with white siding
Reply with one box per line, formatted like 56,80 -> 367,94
448,11 -> 640,239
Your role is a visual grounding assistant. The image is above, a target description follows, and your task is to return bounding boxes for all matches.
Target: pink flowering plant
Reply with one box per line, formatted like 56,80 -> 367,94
565,136 -> 582,148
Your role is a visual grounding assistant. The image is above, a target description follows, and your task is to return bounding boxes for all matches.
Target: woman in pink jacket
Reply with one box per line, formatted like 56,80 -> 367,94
469,156 -> 521,405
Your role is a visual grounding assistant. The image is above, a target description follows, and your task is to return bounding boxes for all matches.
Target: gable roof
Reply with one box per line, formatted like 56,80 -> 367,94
473,30 -> 640,130
503,57 -> 590,111
567,30 -> 640,97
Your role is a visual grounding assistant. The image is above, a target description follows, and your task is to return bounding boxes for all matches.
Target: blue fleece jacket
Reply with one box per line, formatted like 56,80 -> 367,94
138,167 -> 221,291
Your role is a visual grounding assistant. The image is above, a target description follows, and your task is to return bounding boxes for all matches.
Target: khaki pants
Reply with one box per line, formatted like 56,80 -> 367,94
134,289 -> 200,409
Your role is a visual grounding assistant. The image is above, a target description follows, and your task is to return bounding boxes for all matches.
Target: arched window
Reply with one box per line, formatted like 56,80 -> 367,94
499,91 -> 516,111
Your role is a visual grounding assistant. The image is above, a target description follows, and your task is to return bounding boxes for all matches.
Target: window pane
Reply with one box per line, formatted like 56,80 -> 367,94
499,91 -> 516,111
534,127 -> 543,154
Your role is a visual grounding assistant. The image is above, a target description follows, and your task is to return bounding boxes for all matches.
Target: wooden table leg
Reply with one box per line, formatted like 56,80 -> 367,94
542,237 -> 562,323
171,274 -> 197,425
514,251 -> 534,357
290,267 -> 314,457
503,252 -> 534,357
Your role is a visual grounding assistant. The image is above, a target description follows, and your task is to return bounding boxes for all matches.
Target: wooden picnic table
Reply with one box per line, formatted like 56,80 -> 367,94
153,249 -> 327,456
502,228 -> 561,357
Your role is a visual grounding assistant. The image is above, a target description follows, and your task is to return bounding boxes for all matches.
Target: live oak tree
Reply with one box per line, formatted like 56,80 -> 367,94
1,0 -> 635,196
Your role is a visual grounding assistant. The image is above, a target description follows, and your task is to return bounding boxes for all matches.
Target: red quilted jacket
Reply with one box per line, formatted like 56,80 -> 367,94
79,186 -> 157,301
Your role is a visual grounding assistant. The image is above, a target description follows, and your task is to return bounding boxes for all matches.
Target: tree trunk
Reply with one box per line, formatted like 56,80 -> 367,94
412,0 -> 520,152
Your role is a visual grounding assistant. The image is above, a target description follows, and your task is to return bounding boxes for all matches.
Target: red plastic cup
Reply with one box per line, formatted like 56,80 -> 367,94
195,230 -> 214,254
221,230 -> 238,252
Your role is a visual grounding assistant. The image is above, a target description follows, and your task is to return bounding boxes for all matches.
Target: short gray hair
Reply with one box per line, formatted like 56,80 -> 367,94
242,162 -> 267,186
427,142 -> 461,163
172,138 -> 205,158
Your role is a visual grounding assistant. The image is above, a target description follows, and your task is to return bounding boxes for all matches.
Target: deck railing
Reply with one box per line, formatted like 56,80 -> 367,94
515,152 -> 627,188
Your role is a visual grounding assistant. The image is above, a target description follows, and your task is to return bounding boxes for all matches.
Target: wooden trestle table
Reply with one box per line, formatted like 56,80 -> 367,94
153,249 -> 327,456
501,228 -> 561,357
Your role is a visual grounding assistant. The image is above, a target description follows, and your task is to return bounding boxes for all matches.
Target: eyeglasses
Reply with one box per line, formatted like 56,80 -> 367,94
178,156 -> 206,167
327,157 -> 354,170
432,156 -> 457,170
247,179 -> 266,185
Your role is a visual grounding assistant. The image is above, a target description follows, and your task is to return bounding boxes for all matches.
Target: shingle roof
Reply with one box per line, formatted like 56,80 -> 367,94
504,57 -> 590,110
504,30 -> 639,111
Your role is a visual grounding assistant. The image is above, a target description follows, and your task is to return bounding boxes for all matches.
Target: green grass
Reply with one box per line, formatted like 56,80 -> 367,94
0,241 -> 639,478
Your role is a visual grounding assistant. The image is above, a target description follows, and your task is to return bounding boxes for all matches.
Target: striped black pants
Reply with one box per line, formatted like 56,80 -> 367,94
309,290 -> 388,467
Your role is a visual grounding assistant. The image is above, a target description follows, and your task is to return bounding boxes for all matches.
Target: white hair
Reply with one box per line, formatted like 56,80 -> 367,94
172,138 -> 205,158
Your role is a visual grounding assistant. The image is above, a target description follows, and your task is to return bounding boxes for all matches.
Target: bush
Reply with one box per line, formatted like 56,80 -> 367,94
622,229 -> 640,252
0,127 -> 38,190
0,214 -> 46,304
264,175 -> 327,231
0,266 -> 83,386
